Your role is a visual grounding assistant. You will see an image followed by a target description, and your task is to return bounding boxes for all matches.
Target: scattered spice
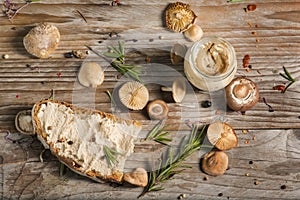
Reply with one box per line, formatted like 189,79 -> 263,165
149,39 -> 154,42
256,38 -> 260,43
218,193 -> 223,197
203,176 -> 209,181
227,0 -> 245,2
244,139 -> 249,144
2,54 -> 9,59
247,4 -> 257,12
26,64 -> 39,71
64,52 -> 74,58
273,85 -> 285,93
252,136 -> 256,140
242,129 -> 248,134
111,0 -> 120,6
57,72 -> 62,77
72,50 -> 89,59
280,185 -> 287,190
178,194 -> 186,199
76,10 -> 87,23
254,180 -> 259,185
279,66 -> 296,93
201,100 -> 212,108
251,31 -> 257,36
246,68 -> 251,73
262,97 -> 274,112
159,36 -> 164,40
245,173 -> 249,176
145,56 -> 151,63
249,161 -> 253,164
16,94 -> 20,99
243,54 -> 250,68
247,22 -> 253,27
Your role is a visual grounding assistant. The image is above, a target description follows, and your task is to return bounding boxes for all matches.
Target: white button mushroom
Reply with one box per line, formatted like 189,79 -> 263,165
77,62 -> 104,88
119,81 -> 149,110
23,23 -> 60,58
15,110 -> 35,135
170,43 -> 187,64
184,24 -> 204,42
225,77 -> 259,112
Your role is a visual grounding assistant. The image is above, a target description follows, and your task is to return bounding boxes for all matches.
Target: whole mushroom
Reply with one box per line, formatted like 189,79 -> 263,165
161,77 -> 186,103
201,150 -> 228,176
225,77 -> 259,112
15,110 -> 34,135
77,62 -> 104,88
165,2 -> 203,42
207,121 -> 238,151
147,99 -> 169,120
119,81 -> 149,110
23,23 -> 60,58
123,168 -> 148,187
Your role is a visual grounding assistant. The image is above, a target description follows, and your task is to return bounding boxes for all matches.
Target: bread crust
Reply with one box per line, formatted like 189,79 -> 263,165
32,99 -> 142,183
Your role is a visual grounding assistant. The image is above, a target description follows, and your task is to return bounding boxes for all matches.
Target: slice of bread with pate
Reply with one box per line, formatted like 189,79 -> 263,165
32,99 -> 142,183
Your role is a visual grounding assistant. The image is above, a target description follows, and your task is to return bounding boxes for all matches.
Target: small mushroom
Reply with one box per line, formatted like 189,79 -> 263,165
225,77 -> 259,112
170,43 -> 187,64
15,110 -> 35,135
119,81 -> 149,110
123,168 -> 148,187
147,99 -> 169,120
161,77 -> 186,103
201,150 -> 228,176
23,23 -> 60,58
165,2 -> 197,33
77,62 -> 104,88
207,121 -> 238,151
184,24 -> 203,42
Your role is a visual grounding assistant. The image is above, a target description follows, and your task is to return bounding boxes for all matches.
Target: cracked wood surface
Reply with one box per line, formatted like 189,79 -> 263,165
0,0 -> 300,199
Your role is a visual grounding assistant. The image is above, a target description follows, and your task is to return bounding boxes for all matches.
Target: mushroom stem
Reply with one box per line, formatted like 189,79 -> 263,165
161,86 -> 172,92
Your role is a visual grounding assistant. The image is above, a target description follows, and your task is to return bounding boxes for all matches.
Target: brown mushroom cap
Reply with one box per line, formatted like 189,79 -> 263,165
23,23 -> 60,58
172,77 -> 186,103
15,110 -> 35,135
147,99 -> 169,120
119,81 -> 149,110
184,24 -> 204,42
207,122 -> 238,151
123,168 -> 148,187
77,62 -> 104,88
170,43 -> 188,64
225,77 -> 259,112
165,2 -> 197,33
201,150 -> 229,176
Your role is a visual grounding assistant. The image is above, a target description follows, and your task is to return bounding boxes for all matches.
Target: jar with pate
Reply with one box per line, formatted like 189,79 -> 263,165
184,36 -> 237,91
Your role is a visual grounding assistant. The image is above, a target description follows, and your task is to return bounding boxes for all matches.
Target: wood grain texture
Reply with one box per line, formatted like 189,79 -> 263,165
0,0 -> 300,199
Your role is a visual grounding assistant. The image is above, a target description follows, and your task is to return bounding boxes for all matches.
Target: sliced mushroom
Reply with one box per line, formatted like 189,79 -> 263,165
77,62 -> 104,88
184,24 -> 203,42
201,150 -> 228,176
147,99 -> 169,120
170,43 -> 188,64
15,110 -> 35,135
119,81 -> 149,110
123,168 -> 148,187
165,2 -> 197,33
207,122 -> 238,151
23,23 -> 60,58
225,77 -> 259,112
161,77 -> 186,103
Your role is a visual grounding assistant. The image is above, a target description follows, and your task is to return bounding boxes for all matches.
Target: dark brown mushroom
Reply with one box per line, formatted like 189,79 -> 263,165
225,77 -> 259,112
147,99 -> 169,120
201,150 -> 228,176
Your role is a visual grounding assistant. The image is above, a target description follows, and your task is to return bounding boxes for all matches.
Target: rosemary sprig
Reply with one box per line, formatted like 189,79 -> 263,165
103,41 -> 143,82
103,145 -> 124,167
139,125 -> 206,198
3,0 -> 40,20
145,121 -> 172,146
279,66 -> 296,93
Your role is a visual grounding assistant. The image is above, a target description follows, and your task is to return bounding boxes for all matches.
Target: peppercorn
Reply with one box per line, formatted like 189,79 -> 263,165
218,193 -> 223,197
201,100 -> 212,108
64,52 -> 74,58
280,185 -> 287,190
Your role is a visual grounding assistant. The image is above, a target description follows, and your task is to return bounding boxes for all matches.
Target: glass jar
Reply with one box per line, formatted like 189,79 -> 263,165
184,36 -> 237,91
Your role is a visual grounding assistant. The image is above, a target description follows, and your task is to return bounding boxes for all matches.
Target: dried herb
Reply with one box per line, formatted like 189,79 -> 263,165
103,41 -> 143,82
273,85 -> 285,93
247,4 -> 257,11
3,0 -> 40,20
262,97 -> 274,112
76,10 -> 87,23
243,54 -> 250,68
145,121 -> 172,146
227,0 -> 245,2
138,125 -> 206,198
279,66 -> 296,93
105,90 -> 116,105
103,145 -> 124,167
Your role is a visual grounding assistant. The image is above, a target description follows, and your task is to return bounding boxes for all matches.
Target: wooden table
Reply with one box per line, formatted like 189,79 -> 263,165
1,0 -> 299,199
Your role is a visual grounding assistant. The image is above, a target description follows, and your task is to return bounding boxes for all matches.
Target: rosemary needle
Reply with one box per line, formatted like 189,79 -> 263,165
103,145 -> 123,167
145,121 -> 172,146
279,66 -> 296,93
139,125 -> 206,198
